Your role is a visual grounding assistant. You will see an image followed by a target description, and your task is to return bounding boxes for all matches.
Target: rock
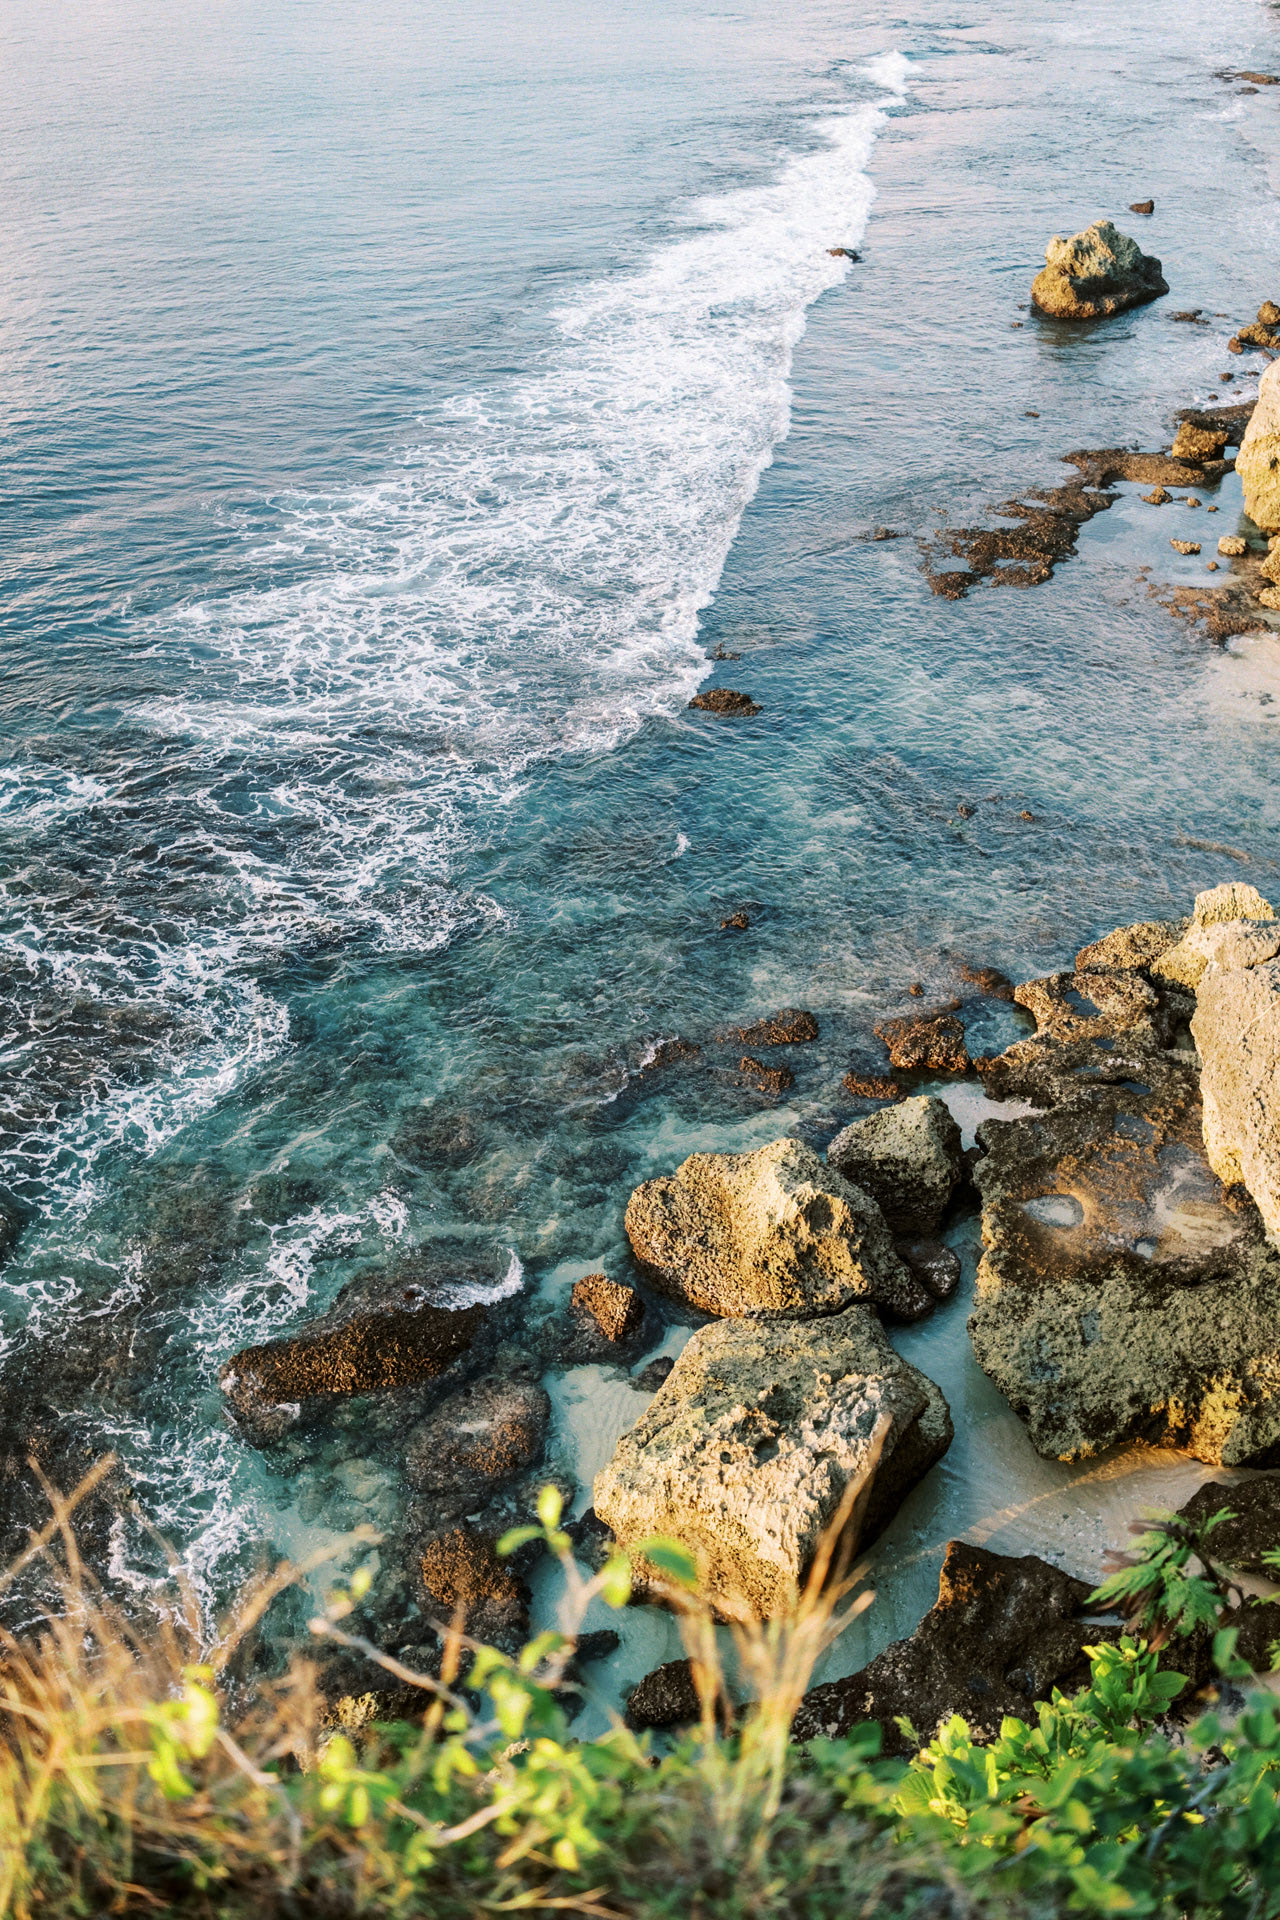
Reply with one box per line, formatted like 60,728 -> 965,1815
1219,535 -> 1249,556
419,1528 -> 529,1649
392,1105 -> 480,1169
1074,918 -> 1187,973
1262,302 -> 1280,326
1172,422 -> 1229,464
1238,322 -> 1280,349
625,1137 -> 932,1322
625,1658 -> 702,1729
1236,361 -> 1280,531
1171,540 -> 1201,555
221,1254 -> 490,1445
635,1354 -> 675,1392
1153,883 -> 1275,989
593,1309 -> 952,1622
826,1096 -> 964,1235
874,1011 -> 971,1074
1260,547 -> 1280,584
956,801 -> 975,818
642,1037 -> 702,1073
843,1071 -> 903,1101
1145,486 -> 1172,504
899,1239 -> 963,1302
1177,1475 -> 1280,1573
728,1008 -> 819,1047
1194,948 -> 1280,1241
738,1055 -> 794,1095
571,1273 -> 645,1345
689,688 -> 761,716
958,962 -> 1015,1001
721,911 -> 751,930
792,1541 -> 1101,1751
1030,219 -> 1168,321
404,1377 -> 549,1510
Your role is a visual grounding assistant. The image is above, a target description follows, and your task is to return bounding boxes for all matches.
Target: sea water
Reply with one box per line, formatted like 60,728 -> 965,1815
2,0 -> 1279,1691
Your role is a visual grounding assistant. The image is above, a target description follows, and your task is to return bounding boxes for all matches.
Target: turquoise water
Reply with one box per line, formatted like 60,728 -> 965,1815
3,0 -> 1280,1675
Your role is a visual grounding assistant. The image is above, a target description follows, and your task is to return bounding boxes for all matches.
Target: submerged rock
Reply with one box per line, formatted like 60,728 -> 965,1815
688,688 -> 761,716
404,1376 -> 549,1512
1031,219 -> 1168,320
1236,361 -> 1280,531
625,1136 -> 932,1322
793,1541 -> 1100,1751
419,1527 -> 529,1650
826,1095 -> 964,1234
593,1309 -> 951,1622
728,1008 -> 819,1047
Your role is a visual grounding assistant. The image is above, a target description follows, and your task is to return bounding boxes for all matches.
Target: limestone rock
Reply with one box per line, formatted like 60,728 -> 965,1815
1194,954 -> 1280,1241
1153,884 -> 1275,989
404,1377 -> 549,1510
689,688 -> 760,716
625,1136 -> 932,1322
899,1238 -> 963,1301
1172,422 -> 1230,464
570,1273 -> 645,1345
1074,918 -> 1188,973
1236,360 -> 1280,531
826,1095 -> 964,1234
593,1309 -> 952,1621
419,1528 -> 529,1650
727,1008 -> 819,1047
792,1541 -> 1101,1751
874,1010 -> 971,1074
1030,220 -> 1168,321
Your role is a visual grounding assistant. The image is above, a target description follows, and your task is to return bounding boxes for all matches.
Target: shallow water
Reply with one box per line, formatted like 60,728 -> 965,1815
2,0 -> 1280,1684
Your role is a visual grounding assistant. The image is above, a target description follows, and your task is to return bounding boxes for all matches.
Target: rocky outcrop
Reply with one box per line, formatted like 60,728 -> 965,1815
1236,361 -> 1280,531
970,907 -> 1280,1464
728,1008 -> 819,1047
1190,902 -> 1280,1243
570,1272 -> 645,1349
593,1309 -> 951,1622
221,1257 -> 489,1446
1154,883 -> 1275,990
1031,220 -> 1168,320
792,1541 -> 1101,1751
874,1010 -> 970,1074
624,1137 -> 932,1322
688,688 -> 760,716
826,1096 -> 964,1235
404,1376 -> 549,1512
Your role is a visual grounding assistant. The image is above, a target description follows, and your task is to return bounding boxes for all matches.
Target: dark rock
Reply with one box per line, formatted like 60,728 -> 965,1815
1129,200 -> 1155,216
842,1072 -> 902,1101
875,1011 -> 971,1075
958,962 -> 1015,1001
721,911 -> 751,930
392,1105 -> 480,1170
564,1505 -> 614,1568
573,1629 -> 621,1664
571,1273 -> 645,1345
827,247 -> 860,260
710,644 -> 741,660
1177,1475 -> 1280,1574
728,1008 -> 819,1047
634,1354 -> 675,1392
792,1540 -> 1104,1752
404,1377 -> 549,1510
642,1037 -> 703,1073
827,1096 -> 965,1235
419,1528 -> 529,1650
626,1657 -> 702,1729
737,1055 -> 794,1095
899,1239 -> 963,1302
955,801 -> 975,819
689,688 -> 760,717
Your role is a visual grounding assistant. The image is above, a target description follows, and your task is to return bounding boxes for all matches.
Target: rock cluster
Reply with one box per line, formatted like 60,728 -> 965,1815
1031,220 -> 1168,321
593,1309 -> 952,1622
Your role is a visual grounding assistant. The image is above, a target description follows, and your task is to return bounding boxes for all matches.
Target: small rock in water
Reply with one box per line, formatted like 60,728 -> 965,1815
711,642 -> 741,660
1171,310 -> 1203,322
958,961 -> 1016,1000
738,1054 -> 794,1095
1206,560 -> 1220,570
720,910 -> 750,930
899,1239 -> 963,1301
1031,218 -> 1168,320
689,687 -> 760,716
1206,503 -> 1219,510
843,1071 -> 903,1101
955,800 -> 975,818
875,1010 -> 971,1075
420,1528 -> 529,1650
1170,539 -> 1201,554
405,1377 -> 550,1507
571,1273 -> 645,1345
826,246 -> 860,260
728,1007 -> 818,1047
1144,486 -> 1171,504
1024,409 -> 1039,417
1019,809 -> 1036,821
1129,199 -> 1155,215
634,1354 -> 674,1392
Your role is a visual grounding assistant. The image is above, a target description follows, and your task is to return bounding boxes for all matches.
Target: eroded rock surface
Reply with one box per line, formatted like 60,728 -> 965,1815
404,1376 -> 549,1512
1192,899 -> 1280,1242
419,1527 -> 530,1650
625,1658 -> 702,1729
570,1272 -> 646,1347
625,1136 -> 932,1322
793,1541 -> 1100,1751
971,908 -> 1280,1464
1177,1474 -> 1280,1572
827,1095 -> 964,1235
1031,219 -> 1168,320
875,1010 -> 970,1074
1236,359 -> 1280,531
593,1309 -> 951,1622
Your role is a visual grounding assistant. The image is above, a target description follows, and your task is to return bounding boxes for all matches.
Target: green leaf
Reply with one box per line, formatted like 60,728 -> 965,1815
537,1485 -> 564,1530
496,1525 -> 542,1558
598,1555 -> 632,1608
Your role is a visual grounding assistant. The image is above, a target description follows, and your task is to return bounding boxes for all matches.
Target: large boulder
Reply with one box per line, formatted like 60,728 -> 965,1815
1236,359 -> 1280,531
826,1095 -> 964,1234
624,1137 -> 932,1322
1193,941 -> 1280,1245
592,1309 -> 951,1622
792,1541 -> 1101,1752
1153,883 -> 1276,990
1031,219 -> 1168,320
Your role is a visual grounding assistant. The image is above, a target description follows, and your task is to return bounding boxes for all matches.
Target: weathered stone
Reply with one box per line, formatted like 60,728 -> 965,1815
404,1377 -> 549,1510
1171,539 -> 1201,556
1236,360 -> 1280,531
826,1096 -> 964,1234
221,1255 -> 488,1445
593,1310 -> 951,1621
625,1658 -> 702,1729
1177,1475 -> 1280,1573
728,1008 -> 819,1047
875,1011 -> 971,1074
1219,535 -> 1249,557
1194,954 -> 1280,1241
1172,422 -> 1229,464
571,1273 -> 645,1344
738,1055 -> 794,1095
842,1072 -> 902,1101
419,1528 -> 529,1649
1074,918 -> 1188,973
1031,220 -> 1168,320
899,1239 -> 963,1301
793,1541 -> 1100,1751
689,688 -> 760,716
625,1136 -> 931,1322
1153,884 -> 1275,989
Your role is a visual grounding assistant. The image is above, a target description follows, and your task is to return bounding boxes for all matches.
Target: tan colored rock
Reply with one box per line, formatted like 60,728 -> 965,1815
826,1095 -> 964,1234
625,1136 -> 931,1322
593,1309 -> 952,1621
1236,360 -> 1280,531
1074,918 -> 1188,973
1030,220 -> 1168,320
1219,535 -> 1249,557
1172,422 -> 1230,463
1194,954 -> 1280,1241
571,1273 -> 644,1344
1154,884 -> 1276,989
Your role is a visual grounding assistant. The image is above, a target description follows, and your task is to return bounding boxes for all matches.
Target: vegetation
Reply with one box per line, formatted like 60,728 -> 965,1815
3,1468 -> 1280,1918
